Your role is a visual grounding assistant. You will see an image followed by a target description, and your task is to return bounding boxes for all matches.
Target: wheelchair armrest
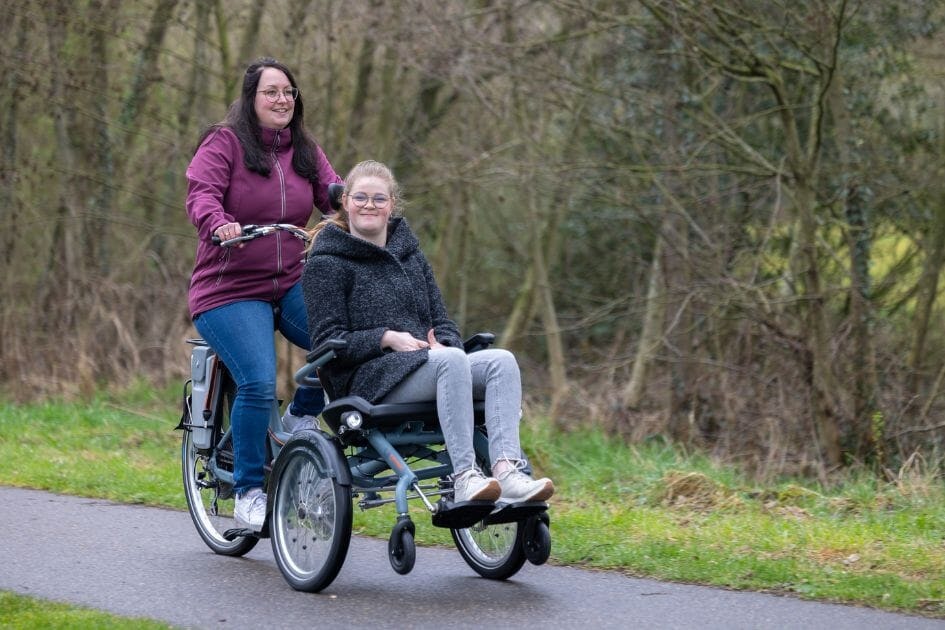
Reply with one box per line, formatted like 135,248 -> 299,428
305,339 -> 347,364
296,339 -> 347,387
463,332 -> 495,353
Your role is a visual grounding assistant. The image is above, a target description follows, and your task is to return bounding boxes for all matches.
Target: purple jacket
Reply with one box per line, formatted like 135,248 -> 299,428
185,126 -> 341,318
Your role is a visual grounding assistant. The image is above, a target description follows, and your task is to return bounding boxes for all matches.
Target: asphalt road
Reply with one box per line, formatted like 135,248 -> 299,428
1,487 -> 942,629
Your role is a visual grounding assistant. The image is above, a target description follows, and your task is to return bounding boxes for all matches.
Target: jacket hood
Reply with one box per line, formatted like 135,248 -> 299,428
312,217 -> 419,261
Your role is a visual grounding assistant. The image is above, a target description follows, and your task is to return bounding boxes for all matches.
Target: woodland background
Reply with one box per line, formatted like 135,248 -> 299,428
3,0 -> 945,480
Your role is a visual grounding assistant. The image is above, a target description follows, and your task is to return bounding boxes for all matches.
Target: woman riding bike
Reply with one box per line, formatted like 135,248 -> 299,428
185,57 -> 342,531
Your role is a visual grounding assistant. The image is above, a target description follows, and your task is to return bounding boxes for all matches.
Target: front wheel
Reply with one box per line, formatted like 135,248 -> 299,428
270,437 -> 352,592
388,518 -> 416,575
523,515 -> 551,565
181,382 -> 258,556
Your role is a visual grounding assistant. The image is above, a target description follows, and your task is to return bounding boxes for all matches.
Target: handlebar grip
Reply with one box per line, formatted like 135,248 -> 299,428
328,183 -> 344,211
211,235 -> 221,245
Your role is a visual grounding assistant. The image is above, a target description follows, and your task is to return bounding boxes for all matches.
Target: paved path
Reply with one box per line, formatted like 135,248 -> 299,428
1,487 -> 942,629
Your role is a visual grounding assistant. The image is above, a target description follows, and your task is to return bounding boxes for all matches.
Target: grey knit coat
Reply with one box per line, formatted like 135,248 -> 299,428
301,217 -> 463,403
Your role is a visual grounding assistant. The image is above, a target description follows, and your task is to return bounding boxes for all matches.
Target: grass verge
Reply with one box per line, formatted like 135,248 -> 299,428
0,591 -> 173,629
1,383 -> 943,619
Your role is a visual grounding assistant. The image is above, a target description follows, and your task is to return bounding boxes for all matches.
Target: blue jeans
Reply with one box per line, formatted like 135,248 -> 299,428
381,348 -> 523,474
194,283 -> 324,493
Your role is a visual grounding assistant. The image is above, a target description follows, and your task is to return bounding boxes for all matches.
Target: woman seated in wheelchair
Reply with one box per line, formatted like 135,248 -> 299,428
301,160 -> 554,505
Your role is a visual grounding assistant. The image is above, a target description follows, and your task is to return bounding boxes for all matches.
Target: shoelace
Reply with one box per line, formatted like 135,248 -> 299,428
454,468 -> 481,485
494,458 -> 527,481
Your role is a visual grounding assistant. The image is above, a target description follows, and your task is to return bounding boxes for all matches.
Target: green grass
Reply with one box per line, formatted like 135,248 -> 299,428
0,591 -> 173,629
1,383 -> 944,621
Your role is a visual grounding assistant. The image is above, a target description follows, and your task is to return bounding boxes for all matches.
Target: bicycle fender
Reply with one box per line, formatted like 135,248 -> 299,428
272,431 -> 352,487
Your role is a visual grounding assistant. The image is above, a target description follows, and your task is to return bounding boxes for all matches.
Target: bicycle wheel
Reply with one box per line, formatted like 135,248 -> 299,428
270,437 -> 352,592
451,430 -> 527,579
182,381 -> 258,556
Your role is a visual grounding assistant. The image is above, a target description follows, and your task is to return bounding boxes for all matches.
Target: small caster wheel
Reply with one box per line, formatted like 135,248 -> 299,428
523,514 -> 551,565
389,517 -> 416,575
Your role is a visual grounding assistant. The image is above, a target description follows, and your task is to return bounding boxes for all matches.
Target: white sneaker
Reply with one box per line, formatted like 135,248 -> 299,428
452,469 -> 501,503
234,487 -> 267,531
496,461 -> 554,503
282,408 -> 320,433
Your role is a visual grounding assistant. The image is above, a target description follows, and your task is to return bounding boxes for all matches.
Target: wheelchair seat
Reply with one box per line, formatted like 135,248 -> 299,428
308,332 -> 495,444
321,396 -> 486,444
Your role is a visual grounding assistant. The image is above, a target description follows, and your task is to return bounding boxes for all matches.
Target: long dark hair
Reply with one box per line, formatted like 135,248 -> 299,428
195,57 -> 321,183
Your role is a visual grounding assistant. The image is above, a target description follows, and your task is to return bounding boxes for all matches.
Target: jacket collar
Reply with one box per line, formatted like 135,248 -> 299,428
314,217 -> 419,260
259,126 -> 287,152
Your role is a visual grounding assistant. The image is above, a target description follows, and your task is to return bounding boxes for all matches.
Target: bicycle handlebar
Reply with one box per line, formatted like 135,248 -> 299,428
211,223 -> 311,247
211,185 -> 343,247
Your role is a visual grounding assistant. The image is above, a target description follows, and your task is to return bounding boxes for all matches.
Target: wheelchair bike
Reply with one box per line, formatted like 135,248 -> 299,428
179,330 -> 552,593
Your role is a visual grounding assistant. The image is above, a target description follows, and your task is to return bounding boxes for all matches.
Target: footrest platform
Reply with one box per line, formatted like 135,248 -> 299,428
431,499 -> 496,529
483,501 -> 548,525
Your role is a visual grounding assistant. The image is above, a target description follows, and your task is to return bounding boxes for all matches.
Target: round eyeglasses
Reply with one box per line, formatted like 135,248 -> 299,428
347,192 -> 391,208
258,87 -> 299,102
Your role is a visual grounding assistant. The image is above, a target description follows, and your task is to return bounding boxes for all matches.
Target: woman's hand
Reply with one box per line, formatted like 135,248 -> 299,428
427,329 -> 446,350
215,222 -> 243,242
381,330 -> 429,352
214,222 -> 246,248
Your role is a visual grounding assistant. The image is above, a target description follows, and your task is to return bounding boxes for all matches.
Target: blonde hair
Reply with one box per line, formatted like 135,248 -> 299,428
306,160 -> 401,249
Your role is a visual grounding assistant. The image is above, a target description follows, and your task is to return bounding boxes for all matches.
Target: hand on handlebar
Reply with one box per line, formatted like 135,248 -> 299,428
211,223 -> 311,247
213,222 -> 245,248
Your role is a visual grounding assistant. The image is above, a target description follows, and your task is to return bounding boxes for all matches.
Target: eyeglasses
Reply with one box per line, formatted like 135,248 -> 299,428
347,192 -> 391,208
257,87 -> 299,102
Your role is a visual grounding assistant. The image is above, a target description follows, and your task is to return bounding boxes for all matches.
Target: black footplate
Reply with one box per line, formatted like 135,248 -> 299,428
431,499 -> 497,529
223,527 -> 266,540
483,501 -> 548,525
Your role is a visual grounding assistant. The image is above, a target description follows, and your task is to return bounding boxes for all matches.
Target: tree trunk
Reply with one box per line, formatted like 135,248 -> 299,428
79,0 -> 118,273
845,181 -> 879,460
0,12 -> 27,268
213,0 -> 235,105
623,233 -> 665,408
178,0 -> 212,137
908,196 -> 945,397
40,1 -> 83,312
341,0 -> 383,166
394,76 -> 458,180
794,182 -> 843,467
236,0 -> 266,70
500,264 -> 536,351
526,184 -> 567,417
830,67 -> 878,461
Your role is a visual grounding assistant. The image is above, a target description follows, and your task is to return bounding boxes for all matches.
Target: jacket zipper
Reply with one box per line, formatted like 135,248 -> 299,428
271,130 -> 286,300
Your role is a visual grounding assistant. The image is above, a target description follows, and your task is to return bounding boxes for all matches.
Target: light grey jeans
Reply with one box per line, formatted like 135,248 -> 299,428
381,347 -> 522,474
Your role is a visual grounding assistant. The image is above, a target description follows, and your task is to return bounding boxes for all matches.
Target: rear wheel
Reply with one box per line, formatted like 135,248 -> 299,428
451,429 -> 527,579
270,437 -> 352,592
182,381 -> 258,556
